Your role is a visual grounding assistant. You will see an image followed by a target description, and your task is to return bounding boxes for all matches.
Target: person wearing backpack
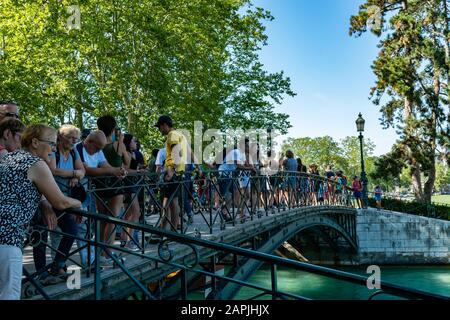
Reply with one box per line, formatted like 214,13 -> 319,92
334,171 -> 343,204
32,124 -> 86,284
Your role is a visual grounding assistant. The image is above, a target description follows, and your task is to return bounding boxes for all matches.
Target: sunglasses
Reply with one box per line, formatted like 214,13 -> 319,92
38,139 -> 57,148
1,112 -> 19,119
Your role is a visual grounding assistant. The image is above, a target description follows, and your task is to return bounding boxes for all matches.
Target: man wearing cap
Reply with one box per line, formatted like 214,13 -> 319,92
155,115 -> 187,232
0,100 -> 20,122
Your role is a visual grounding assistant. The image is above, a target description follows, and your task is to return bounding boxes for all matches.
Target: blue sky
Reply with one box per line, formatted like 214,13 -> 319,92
253,0 -> 398,156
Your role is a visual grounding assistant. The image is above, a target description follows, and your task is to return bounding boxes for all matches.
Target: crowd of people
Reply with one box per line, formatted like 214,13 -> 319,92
0,100 -> 382,300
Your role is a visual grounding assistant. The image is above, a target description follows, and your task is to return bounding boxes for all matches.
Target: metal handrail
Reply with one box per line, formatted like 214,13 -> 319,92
21,171 -> 449,300
31,208 -> 450,300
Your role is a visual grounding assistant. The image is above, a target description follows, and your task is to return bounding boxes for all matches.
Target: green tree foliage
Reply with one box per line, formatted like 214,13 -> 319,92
350,0 -> 449,202
0,0 -> 294,150
435,161 -> 450,191
281,136 -> 375,178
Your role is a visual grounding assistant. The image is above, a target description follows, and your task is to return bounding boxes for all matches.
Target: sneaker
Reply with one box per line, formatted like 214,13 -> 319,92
188,216 -> 194,225
148,234 -> 162,244
39,272 -> 65,286
99,256 -> 114,267
124,241 -> 140,252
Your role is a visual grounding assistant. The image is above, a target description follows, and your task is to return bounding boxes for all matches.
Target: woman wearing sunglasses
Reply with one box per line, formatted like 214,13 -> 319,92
0,124 -> 81,300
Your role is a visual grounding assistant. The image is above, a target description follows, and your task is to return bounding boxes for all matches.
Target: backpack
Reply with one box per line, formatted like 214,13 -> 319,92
55,147 -> 87,202
55,149 -> 77,168
336,177 -> 343,191
75,142 -> 85,163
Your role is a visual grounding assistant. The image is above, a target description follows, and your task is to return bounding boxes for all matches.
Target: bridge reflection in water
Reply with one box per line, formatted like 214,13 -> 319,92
21,171 -> 449,300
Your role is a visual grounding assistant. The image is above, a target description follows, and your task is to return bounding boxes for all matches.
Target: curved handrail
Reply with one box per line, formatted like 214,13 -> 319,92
59,208 -> 450,300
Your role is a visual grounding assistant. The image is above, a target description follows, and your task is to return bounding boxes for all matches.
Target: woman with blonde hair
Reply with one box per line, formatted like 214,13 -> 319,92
32,124 -> 87,281
0,124 -> 81,299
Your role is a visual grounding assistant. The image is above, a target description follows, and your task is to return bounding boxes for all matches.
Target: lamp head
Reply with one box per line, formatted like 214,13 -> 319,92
356,113 -> 365,133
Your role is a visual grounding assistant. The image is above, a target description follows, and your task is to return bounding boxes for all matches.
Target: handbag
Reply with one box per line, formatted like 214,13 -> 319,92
69,183 -> 87,203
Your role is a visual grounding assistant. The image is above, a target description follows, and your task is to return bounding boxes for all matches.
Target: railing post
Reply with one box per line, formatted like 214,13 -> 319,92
94,215 -> 102,300
211,255 -> 217,293
86,215 -> 92,278
180,269 -> 188,300
209,176 -> 213,234
271,264 -> 278,300
233,253 -> 238,268
180,175 -> 184,234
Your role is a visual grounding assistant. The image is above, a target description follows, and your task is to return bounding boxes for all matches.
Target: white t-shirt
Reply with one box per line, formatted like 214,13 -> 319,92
77,143 -> 108,168
155,148 -> 166,172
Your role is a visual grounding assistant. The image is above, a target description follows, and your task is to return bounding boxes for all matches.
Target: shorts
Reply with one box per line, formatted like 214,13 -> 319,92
219,177 -> 234,198
285,176 -> 297,190
93,177 -> 125,199
374,195 -> 382,201
239,176 -> 250,189
123,175 -> 141,195
161,173 -> 182,199
269,176 -> 278,189
354,191 -> 362,198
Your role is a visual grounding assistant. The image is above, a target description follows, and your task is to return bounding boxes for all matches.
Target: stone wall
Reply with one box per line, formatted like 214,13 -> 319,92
356,208 -> 450,264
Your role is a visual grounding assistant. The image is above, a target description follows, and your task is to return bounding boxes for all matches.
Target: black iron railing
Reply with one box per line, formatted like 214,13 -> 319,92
21,171 -> 449,300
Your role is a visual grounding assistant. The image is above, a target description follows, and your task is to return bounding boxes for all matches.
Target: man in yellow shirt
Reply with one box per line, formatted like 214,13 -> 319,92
155,115 -> 187,232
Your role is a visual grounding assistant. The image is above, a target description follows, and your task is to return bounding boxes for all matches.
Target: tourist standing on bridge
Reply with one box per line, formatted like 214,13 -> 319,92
0,118 -> 25,160
374,185 -> 382,210
147,148 -> 160,174
308,164 -> 321,206
33,125 -> 86,282
218,138 -> 255,223
0,100 -> 19,122
352,176 -> 363,209
97,116 -> 140,252
282,150 -> 298,207
325,165 -> 335,204
76,130 -> 127,266
122,133 -> 144,250
296,158 -> 308,205
155,147 -> 166,174
155,115 -> 187,233
0,124 -> 81,300
260,150 -> 278,210
334,170 -> 346,205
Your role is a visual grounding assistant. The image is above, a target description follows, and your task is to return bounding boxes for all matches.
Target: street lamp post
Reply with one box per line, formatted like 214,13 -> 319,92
356,113 -> 369,208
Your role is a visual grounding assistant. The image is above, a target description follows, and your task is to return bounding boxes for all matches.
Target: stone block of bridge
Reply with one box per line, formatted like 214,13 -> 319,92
356,208 -> 450,264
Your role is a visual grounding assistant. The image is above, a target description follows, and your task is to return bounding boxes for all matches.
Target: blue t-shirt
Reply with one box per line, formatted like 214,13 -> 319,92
218,149 -> 246,175
51,149 -> 80,196
284,158 -> 297,172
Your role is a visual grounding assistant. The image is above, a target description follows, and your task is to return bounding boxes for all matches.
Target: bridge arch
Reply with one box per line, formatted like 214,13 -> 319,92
215,213 -> 358,300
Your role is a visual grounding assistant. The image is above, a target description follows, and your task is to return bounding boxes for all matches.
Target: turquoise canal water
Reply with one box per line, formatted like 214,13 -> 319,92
233,265 -> 450,300
188,265 -> 450,300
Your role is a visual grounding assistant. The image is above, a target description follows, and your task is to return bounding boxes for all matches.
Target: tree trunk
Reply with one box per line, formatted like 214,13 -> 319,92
404,96 -> 423,200
423,66 -> 441,202
75,104 -> 83,130
443,0 -> 450,130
